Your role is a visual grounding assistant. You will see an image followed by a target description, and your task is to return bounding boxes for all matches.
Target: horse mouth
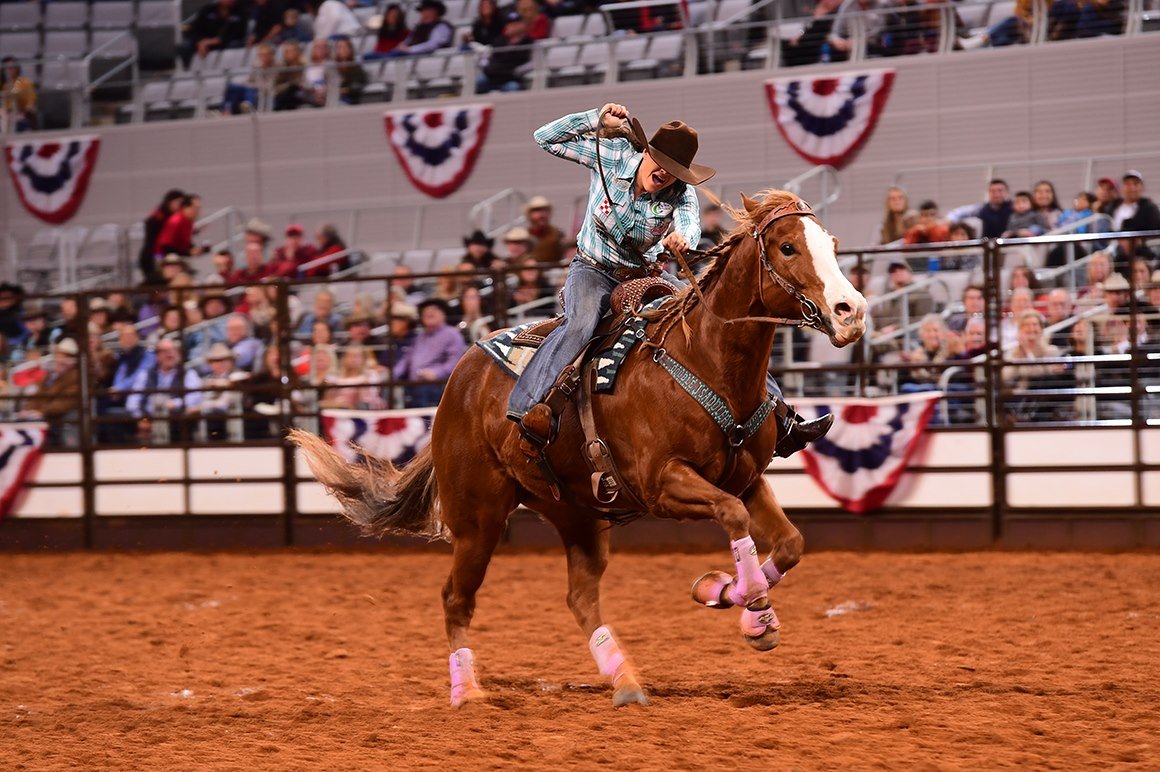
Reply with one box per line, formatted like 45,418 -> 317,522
830,321 -> 866,347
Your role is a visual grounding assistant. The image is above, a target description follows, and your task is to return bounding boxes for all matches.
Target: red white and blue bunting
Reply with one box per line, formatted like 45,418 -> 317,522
793,392 -> 939,514
0,423 -> 46,521
320,407 -> 434,466
384,104 -> 492,199
5,135 -> 101,224
764,70 -> 894,169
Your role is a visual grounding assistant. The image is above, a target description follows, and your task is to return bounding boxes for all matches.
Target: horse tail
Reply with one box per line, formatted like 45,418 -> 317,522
288,428 -> 443,540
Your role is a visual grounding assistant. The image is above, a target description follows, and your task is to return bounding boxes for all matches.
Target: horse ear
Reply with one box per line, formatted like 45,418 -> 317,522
832,235 -> 840,253
740,193 -> 759,213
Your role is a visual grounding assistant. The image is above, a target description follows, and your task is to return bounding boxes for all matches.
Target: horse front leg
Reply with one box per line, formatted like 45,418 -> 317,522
655,462 -> 780,651
555,515 -> 647,707
692,477 -> 803,614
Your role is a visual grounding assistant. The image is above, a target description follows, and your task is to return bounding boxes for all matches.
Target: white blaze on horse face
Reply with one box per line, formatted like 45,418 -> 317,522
800,217 -> 864,328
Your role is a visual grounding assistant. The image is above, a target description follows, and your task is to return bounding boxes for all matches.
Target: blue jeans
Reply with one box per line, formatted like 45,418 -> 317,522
223,84 -> 258,114
475,74 -> 522,94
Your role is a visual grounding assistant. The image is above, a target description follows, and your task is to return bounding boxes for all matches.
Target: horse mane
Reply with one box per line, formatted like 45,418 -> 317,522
643,189 -> 802,326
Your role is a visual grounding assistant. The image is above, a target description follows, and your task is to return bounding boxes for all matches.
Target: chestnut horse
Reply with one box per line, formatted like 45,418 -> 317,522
292,190 -> 867,708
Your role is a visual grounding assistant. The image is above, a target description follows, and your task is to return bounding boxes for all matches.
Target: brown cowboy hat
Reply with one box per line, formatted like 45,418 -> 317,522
627,118 -> 715,186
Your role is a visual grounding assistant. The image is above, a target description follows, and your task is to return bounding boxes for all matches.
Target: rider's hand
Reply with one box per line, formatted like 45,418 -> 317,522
663,231 -> 689,259
600,103 -> 629,129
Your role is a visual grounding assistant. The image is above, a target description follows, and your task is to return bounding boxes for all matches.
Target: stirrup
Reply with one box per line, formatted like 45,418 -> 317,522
775,407 -> 834,458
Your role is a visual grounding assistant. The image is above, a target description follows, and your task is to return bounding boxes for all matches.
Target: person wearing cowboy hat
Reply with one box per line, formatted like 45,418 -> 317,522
201,342 -> 247,441
462,230 -> 497,270
390,0 -> 453,56
503,227 -> 533,263
20,338 -> 82,444
507,103 -> 832,457
524,195 -> 570,264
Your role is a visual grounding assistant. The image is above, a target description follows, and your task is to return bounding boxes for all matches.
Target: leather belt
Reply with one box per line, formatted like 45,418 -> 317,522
576,250 -> 650,282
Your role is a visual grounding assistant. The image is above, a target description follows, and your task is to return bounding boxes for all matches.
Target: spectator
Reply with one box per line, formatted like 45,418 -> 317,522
976,0 -> 1034,47
431,268 -> 464,321
343,312 -> 380,349
1002,191 -> 1048,238
102,325 -> 155,444
295,289 -> 342,337
503,227 -> 533,263
1056,191 -> 1096,235
266,244 -> 299,279
947,222 -> 975,242
310,0 -> 364,40
245,345 -> 302,439
1093,177 -> 1119,216
466,0 -> 504,46
1007,265 -> 1044,305
903,200 -> 950,244
301,38 -> 332,108
1111,170 -> 1160,250
1044,288 -> 1074,349
199,343 -> 245,441
393,298 -> 466,407
1102,273 -> 1131,315
138,189 -> 184,281
208,249 -> 236,284
333,36 -> 367,105
1073,0 -> 1126,37
955,316 -> 988,360
273,7 -> 313,44
524,195 -> 567,263
367,4 -> 409,58
155,195 -> 203,257
1032,180 -> 1063,230
392,0 -> 454,56
300,224 -> 348,278
127,339 -> 203,442
877,185 -> 918,245
875,261 -> 934,332
272,224 -> 317,275
224,42 -> 278,114
697,202 -> 728,250
516,0 -> 552,39
181,0 -> 247,68
88,298 -> 112,335
0,282 -> 26,348
1130,258 -> 1152,301
21,339 -> 81,445
1,57 -> 38,133
224,314 -> 264,372
248,0 -> 286,46
462,230 -> 497,270
608,0 -> 681,33
948,179 -> 1014,239
321,344 -> 385,409
946,284 -> 985,333
1078,250 -> 1113,302
20,304 -> 51,354
476,12 -> 534,94
781,0 -> 844,68
379,302 -> 417,372
239,285 -> 277,336
389,265 -> 428,306
829,0 -> 889,58
1002,310 -> 1065,422
509,256 -> 552,309
274,41 -> 306,111
900,314 -> 954,392
1002,287 -> 1038,348
309,342 -> 337,385
457,285 -> 491,343
231,241 -> 273,284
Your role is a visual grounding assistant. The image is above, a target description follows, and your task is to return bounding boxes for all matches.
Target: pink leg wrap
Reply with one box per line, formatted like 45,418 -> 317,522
761,559 -> 785,587
589,626 -> 627,680
740,602 -> 781,637
727,536 -> 769,607
448,647 -> 481,706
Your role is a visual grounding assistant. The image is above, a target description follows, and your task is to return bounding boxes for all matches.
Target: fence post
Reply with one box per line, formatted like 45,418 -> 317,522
77,291 -> 96,548
275,281 -> 297,546
983,239 -> 1005,543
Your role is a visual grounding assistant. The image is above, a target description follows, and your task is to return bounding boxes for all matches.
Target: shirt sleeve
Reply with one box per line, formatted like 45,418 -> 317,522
946,203 -> 982,224
126,370 -> 148,417
672,185 -> 702,248
183,371 -> 204,410
533,109 -> 603,170
408,23 -> 452,54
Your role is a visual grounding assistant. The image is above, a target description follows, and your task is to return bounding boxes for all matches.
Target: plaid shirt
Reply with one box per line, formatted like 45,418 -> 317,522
534,109 -> 701,270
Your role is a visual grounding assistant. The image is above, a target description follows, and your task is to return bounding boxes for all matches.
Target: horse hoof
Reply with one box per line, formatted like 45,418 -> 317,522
612,684 -> 649,707
740,599 -> 780,651
691,571 -> 735,609
743,627 -> 781,651
451,685 -> 487,708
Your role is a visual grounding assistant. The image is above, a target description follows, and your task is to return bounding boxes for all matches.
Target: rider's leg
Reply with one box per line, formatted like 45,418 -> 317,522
506,261 -> 617,421
766,372 -> 834,458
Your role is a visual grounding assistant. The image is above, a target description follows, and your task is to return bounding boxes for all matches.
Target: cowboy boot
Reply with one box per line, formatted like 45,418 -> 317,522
774,402 -> 834,458
514,403 -> 556,459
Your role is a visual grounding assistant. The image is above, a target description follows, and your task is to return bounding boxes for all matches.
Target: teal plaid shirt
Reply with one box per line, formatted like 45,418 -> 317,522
534,109 -> 701,270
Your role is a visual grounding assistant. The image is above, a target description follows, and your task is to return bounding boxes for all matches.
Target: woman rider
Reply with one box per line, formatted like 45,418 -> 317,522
507,103 -> 832,457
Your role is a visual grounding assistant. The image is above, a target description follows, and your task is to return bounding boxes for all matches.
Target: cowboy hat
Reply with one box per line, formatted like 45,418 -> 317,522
387,302 -> 418,321
523,195 -> 552,214
55,337 -> 79,357
1102,273 -> 1130,292
463,229 -> 495,249
504,227 -> 532,243
206,342 -> 236,361
245,218 -> 271,239
417,0 -> 446,14
627,118 -> 715,186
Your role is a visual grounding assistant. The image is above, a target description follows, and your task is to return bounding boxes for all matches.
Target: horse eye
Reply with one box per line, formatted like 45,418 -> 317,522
780,243 -> 796,256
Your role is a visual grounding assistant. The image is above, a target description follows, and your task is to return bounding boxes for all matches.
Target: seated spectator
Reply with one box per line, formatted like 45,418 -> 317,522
304,224 -> 349,278
970,0 -> 1033,47
389,265 -> 429,306
1093,177 -> 1118,216
248,0 -> 286,47
1130,258 -> 1153,301
367,4 -> 409,58
300,38 -> 332,108
1044,288 -> 1075,350
1102,272 -> 1131,315
476,12 -> 534,94
465,0 -> 504,46
828,0 -> 888,58
344,312 -> 381,349
392,298 -> 467,407
948,179 -> 1014,240
390,0 -> 454,56
274,41 -> 306,111
462,230 -> 497,270
379,302 -> 417,372
1002,288 -> 1039,348
224,314 -> 264,372
101,325 -> 156,444
309,342 -> 337,385
899,314 -> 955,392
503,227 -> 533,263
147,305 -> 184,346
1002,310 -> 1066,422
238,285 -> 277,336
321,344 -> 386,409
224,42 -> 278,114
457,285 -> 491,343
953,316 -> 987,360
1110,171 -> 1160,266
273,7 -> 313,44
127,339 -> 203,442
946,284 -> 985,333
181,0 -> 247,68
21,339 -> 81,446
781,0 -> 845,68
431,268 -> 464,321
205,250 -> 235,285
200,343 -> 246,441
20,304 -> 51,355
509,257 -> 552,309
245,345 -> 303,439
1007,265 -> 1045,306
1051,192 -> 1097,258
311,0 -> 364,40
1078,250 -> 1113,301
874,261 -> 934,333
0,282 -> 26,349
524,196 -> 568,263
88,298 -> 113,335
138,189 -> 184,282
877,185 -> 918,245
156,195 -> 203,258
1032,180 -> 1063,230
230,242 -> 273,284
1002,191 -> 1048,238
1053,0 -> 1126,38
697,202 -> 729,251
1,57 -> 38,133
903,200 -> 950,245
608,0 -> 681,34
333,37 -> 367,105
296,290 -> 342,337
517,0 -> 552,39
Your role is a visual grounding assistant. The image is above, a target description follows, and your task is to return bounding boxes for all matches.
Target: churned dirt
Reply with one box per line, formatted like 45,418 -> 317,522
1,549 -> 1158,769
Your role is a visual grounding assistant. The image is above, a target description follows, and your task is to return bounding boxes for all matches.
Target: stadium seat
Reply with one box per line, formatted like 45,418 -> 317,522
0,31 -> 40,59
407,56 -> 448,99
74,224 -> 128,285
44,30 -> 89,58
360,60 -> 393,102
401,249 -> 435,272
544,43 -> 580,87
582,13 -> 607,37
552,15 -> 586,40
200,75 -> 228,113
433,248 -> 465,270
0,3 -> 41,32
43,2 -> 89,31
91,30 -> 136,59
216,47 -> 250,74
92,2 -> 136,31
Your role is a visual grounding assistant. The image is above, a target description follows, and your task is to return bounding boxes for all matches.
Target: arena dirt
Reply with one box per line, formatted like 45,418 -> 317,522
2,550 -> 1158,769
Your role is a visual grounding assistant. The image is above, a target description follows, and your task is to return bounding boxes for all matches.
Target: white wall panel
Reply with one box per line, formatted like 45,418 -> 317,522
1140,430 -> 1160,465
1007,471 -> 1135,507
33,453 -> 83,484
94,448 -> 184,481
96,483 -> 185,515
189,483 -> 283,514
188,447 -> 282,480
885,472 -> 992,507
11,487 -> 84,518
296,481 -> 342,514
1006,430 -> 1133,466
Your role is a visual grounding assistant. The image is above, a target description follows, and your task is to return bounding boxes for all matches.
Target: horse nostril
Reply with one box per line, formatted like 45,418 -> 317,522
834,301 -> 854,322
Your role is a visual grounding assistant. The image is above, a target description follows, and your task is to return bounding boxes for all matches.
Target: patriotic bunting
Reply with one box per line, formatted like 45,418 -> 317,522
0,423 -> 47,521
793,392 -> 939,513
764,70 -> 894,168
5,135 -> 101,224
320,407 -> 435,466
384,105 -> 492,198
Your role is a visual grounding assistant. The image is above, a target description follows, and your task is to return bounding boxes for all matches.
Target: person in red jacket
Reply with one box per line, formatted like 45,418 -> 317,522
302,224 -> 349,278
155,194 -> 203,257
275,224 -> 317,274
228,242 -> 273,284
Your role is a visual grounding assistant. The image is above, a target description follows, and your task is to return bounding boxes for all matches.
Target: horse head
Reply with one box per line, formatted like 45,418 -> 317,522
737,190 -> 867,347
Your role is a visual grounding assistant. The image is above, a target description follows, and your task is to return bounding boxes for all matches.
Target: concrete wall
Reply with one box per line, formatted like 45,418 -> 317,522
3,35 -> 1159,256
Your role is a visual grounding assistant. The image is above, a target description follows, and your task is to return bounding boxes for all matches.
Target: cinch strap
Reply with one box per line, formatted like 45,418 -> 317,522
654,350 -> 774,447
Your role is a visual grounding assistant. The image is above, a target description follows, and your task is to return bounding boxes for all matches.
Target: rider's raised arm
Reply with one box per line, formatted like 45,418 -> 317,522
533,109 -> 603,170
673,184 -> 703,249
